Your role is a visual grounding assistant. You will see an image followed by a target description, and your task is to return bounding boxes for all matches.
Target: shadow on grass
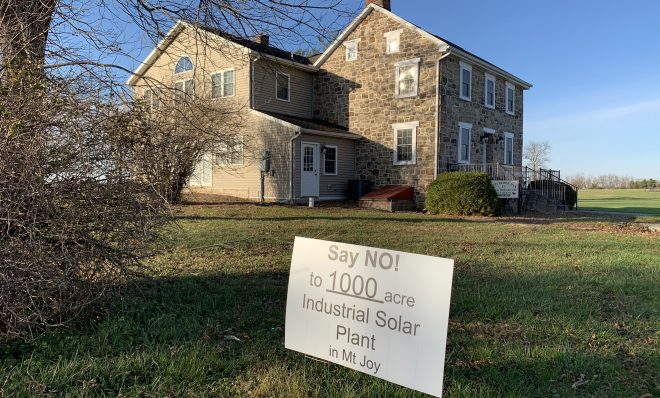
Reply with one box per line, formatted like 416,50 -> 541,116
1,262 -> 657,397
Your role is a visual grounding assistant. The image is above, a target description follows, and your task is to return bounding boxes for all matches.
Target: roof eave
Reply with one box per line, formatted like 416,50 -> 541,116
301,128 -> 361,140
449,47 -> 533,89
255,53 -> 319,73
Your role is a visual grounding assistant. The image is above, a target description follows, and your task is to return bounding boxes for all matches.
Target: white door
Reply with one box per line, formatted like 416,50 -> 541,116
300,142 -> 320,197
190,152 -> 213,187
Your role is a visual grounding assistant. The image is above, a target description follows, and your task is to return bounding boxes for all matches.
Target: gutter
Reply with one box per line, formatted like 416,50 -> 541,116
289,130 -> 302,202
434,52 -> 452,179
449,47 -> 533,89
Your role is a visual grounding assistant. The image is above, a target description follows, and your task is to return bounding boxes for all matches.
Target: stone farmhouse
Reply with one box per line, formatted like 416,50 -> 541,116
127,0 -> 537,207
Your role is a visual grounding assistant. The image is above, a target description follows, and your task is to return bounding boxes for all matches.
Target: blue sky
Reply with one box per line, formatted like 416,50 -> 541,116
116,0 -> 660,179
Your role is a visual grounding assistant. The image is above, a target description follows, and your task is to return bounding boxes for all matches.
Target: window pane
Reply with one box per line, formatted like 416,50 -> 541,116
211,74 -> 222,98
277,74 -> 289,100
216,143 -> 228,166
303,147 -> 314,171
487,80 -> 494,105
324,147 -> 337,174
184,79 -> 194,96
460,128 -> 470,162
398,65 -> 416,96
175,57 -> 193,74
174,82 -> 184,102
396,129 -> 413,162
388,38 -> 399,53
223,70 -> 235,97
462,69 -> 471,97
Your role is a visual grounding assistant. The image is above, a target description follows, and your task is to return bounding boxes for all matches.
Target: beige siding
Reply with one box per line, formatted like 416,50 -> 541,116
293,134 -> 356,199
252,60 -> 314,119
132,28 -> 251,109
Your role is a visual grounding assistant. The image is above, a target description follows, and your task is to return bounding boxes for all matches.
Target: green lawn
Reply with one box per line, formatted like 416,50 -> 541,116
1,205 -> 658,397
579,189 -> 660,216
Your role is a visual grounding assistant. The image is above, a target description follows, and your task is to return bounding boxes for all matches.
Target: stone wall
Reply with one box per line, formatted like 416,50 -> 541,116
314,8 -> 441,198
438,55 -> 524,171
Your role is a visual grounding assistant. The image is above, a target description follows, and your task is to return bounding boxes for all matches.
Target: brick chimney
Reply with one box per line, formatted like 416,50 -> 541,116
366,0 -> 391,10
254,34 -> 269,47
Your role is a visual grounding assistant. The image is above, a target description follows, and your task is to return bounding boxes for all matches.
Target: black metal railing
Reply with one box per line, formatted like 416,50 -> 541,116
446,163 -> 579,210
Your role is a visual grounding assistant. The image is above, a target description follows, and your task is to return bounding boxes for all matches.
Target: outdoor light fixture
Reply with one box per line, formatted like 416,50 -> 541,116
320,145 -> 329,154
480,135 -> 490,143
496,136 -> 505,145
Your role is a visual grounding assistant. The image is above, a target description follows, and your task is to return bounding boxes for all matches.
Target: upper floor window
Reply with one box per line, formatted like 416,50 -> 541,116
174,56 -> 193,74
395,58 -> 420,98
384,30 -> 402,54
211,69 -> 235,99
459,61 -> 472,101
505,82 -> 516,115
174,79 -> 194,103
323,146 -> 338,175
344,39 -> 359,61
485,73 -> 496,109
504,132 -> 514,165
458,122 -> 472,164
392,121 -> 418,165
216,136 -> 244,166
276,72 -> 290,101
143,88 -> 160,110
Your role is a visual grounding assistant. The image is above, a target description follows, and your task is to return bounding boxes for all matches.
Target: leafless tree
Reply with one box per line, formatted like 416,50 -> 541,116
523,141 -> 552,171
1,0 -> 354,336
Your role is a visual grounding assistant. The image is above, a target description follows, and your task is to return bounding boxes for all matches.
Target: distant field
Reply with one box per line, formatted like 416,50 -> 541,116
579,189 -> 660,215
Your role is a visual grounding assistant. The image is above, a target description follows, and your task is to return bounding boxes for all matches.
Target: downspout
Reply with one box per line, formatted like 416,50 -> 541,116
434,51 -> 452,180
289,129 -> 302,202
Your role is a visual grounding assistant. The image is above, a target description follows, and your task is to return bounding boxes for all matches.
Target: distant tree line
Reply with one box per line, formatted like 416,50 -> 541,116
567,174 -> 658,189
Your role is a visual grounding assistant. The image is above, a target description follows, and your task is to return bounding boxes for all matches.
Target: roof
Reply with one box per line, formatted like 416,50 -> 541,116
254,110 -> 361,140
126,20 -> 314,86
313,4 -> 532,89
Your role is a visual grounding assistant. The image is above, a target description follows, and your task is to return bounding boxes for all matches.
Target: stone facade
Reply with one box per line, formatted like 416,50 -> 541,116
438,55 -> 524,170
314,9 -> 440,197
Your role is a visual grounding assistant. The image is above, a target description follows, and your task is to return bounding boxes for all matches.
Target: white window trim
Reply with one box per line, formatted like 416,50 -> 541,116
276,72 -> 291,102
503,132 -> 514,165
484,73 -> 496,109
174,78 -> 194,100
216,135 -> 244,167
344,39 -> 360,61
384,29 -> 402,54
143,88 -> 159,110
394,58 -> 421,99
458,122 -> 472,164
505,82 -> 516,115
210,68 -> 236,99
459,61 -> 472,102
174,55 -> 194,75
392,121 -> 419,166
322,145 -> 338,175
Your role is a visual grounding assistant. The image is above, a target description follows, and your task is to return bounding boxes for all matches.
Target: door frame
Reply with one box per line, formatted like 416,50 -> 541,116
300,141 -> 320,197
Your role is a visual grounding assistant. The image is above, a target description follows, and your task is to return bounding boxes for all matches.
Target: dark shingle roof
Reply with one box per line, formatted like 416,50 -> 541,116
260,111 -> 359,138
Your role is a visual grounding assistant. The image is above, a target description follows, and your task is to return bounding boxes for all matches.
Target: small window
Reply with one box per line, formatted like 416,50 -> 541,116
384,30 -> 401,54
175,56 -> 193,74
485,73 -> 496,109
459,62 -> 472,101
174,79 -> 194,103
303,147 -> 314,171
323,146 -> 338,175
216,136 -> 244,166
211,69 -> 235,99
504,132 -> 514,165
505,82 -> 516,115
458,122 -> 472,164
392,121 -> 418,165
143,89 -> 160,110
345,40 -> 359,61
276,72 -> 290,101
395,58 -> 420,98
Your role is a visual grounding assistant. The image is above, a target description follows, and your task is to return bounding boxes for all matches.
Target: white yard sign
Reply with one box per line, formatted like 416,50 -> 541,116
492,180 -> 519,198
285,237 -> 454,397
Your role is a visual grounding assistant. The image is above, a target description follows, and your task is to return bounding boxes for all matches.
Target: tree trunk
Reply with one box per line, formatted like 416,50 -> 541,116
0,0 -> 57,88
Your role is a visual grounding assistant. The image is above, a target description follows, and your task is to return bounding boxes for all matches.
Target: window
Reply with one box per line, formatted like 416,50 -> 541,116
505,82 -> 516,115
323,146 -> 338,175
384,30 -> 402,54
211,69 -> 235,99
392,121 -> 419,165
395,58 -> 420,98
504,132 -> 514,165
303,147 -> 314,171
458,122 -> 472,164
174,79 -> 194,103
276,72 -> 290,101
485,73 -> 496,109
459,61 -> 472,101
344,39 -> 359,61
216,136 -> 244,166
174,56 -> 193,74
143,88 -> 160,110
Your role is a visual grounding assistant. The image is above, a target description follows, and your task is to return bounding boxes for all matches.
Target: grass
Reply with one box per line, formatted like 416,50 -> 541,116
579,189 -> 660,216
1,205 -> 659,397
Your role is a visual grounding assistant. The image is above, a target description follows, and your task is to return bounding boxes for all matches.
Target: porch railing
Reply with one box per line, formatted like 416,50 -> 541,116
446,163 -> 579,209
